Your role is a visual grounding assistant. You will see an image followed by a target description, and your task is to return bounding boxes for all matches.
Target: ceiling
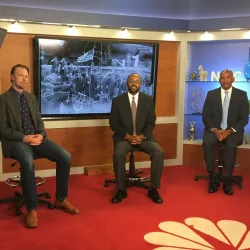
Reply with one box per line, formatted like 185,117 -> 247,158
1,0 -> 250,31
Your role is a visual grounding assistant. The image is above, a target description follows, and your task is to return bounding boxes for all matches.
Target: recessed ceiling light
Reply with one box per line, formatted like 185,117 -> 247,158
220,28 -> 242,31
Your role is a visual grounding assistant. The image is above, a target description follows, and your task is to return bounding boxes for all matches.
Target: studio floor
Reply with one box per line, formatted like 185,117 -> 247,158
0,165 -> 250,250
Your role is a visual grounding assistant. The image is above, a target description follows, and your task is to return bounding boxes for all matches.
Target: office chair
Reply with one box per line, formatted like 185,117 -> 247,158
104,147 -> 150,189
0,156 -> 55,215
194,142 -> 243,189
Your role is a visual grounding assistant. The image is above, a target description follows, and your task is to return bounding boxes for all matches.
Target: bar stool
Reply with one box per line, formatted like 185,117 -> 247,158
104,147 -> 150,189
194,142 -> 243,189
0,156 -> 55,215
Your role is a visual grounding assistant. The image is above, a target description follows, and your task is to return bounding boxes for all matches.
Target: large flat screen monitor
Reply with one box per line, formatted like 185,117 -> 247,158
35,37 -> 159,119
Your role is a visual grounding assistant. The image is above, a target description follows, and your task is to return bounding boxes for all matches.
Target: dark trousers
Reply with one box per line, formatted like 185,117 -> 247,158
10,139 -> 71,211
113,140 -> 164,190
203,130 -> 242,177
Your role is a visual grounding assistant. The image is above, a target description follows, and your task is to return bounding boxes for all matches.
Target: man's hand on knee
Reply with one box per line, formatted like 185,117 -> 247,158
220,129 -> 232,141
125,134 -> 138,145
23,134 -> 43,146
23,135 -> 38,144
212,129 -> 224,141
134,134 -> 145,144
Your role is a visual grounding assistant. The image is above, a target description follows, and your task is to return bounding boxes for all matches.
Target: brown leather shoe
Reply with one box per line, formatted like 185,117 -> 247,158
25,210 -> 38,228
54,198 -> 80,214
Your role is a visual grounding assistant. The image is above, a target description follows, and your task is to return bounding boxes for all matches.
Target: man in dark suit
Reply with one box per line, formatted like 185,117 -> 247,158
109,73 -> 164,204
0,64 -> 80,228
202,69 -> 249,195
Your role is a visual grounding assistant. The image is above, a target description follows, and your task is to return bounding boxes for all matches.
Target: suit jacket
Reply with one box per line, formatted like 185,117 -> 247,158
0,88 -> 45,158
202,87 -> 249,133
109,92 -> 156,142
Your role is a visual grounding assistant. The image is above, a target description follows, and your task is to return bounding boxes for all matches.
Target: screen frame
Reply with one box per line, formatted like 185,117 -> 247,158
35,36 -> 159,120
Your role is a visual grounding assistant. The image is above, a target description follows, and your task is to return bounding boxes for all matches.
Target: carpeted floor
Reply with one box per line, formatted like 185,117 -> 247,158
0,166 -> 250,250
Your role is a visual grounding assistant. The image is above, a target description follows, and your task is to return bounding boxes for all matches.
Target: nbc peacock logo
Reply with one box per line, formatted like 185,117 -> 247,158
144,217 -> 250,249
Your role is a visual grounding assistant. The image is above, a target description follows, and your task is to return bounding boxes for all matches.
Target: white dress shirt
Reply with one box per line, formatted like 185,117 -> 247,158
128,92 -> 139,107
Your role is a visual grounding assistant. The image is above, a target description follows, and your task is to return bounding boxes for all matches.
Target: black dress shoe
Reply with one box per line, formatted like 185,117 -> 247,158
208,172 -> 220,193
111,190 -> 127,203
208,180 -> 220,193
148,188 -> 163,204
223,183 -> 234,195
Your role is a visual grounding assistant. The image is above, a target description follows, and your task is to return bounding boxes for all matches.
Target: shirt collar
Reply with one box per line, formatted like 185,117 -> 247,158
221,86 -> 232,94
128,92 -> 139,100
10,87 -> 24,98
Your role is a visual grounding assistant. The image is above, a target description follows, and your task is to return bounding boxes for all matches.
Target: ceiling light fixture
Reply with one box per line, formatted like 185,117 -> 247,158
9,21 -> 22,33
220,28 -> 242,31
201,31 -> 214,40
121,27 -> 141,30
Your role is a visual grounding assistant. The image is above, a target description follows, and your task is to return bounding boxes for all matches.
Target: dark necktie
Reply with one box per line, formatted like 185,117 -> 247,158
20,94 -> 35,135
131,96 -> 137,135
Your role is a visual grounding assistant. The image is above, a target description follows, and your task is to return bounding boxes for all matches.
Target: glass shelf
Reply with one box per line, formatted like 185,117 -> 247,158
183,139 -> 202,145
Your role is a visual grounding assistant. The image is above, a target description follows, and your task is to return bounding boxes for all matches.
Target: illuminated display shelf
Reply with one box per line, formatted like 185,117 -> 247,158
184,40 -> 250,146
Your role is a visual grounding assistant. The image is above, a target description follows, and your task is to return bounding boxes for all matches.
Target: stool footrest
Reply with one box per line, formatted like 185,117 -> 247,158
5,176 -> 46,187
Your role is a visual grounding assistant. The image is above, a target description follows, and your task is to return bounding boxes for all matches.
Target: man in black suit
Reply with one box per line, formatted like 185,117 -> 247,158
0,64 -> 80,228
109,73 -> 164,204
202,69 -> 249,195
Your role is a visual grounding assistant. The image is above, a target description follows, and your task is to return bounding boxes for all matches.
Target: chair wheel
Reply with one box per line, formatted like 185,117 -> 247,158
45,193 -> 51,199
194,176 -> 198,181
104,182 -> 109,187
48,203 -> 55,209
15,209 -> 22,216
237,183 -> 243,189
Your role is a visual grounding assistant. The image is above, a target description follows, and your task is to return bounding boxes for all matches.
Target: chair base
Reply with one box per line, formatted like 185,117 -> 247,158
0,191 -> 55,215
105,150 -> 151,190
104,170 -> 150,190
194,174 -> 243,189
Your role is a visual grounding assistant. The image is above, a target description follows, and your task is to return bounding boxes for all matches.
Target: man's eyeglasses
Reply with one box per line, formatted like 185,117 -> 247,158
128,80 -> 141,84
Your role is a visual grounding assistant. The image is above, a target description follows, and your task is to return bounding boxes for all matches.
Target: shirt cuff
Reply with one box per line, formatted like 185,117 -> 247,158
230,127 -> 236,133
37,131 -> 46,139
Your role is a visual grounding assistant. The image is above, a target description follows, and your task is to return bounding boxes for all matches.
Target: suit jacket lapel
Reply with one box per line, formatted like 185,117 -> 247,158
228,87 -> 236,119
215,88 -> 222,117
136,93 -> 143,131
7,91 -> 22,129
125,94 -> 133,131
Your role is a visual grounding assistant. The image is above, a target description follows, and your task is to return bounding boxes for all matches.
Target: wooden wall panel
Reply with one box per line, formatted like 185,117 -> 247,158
0,34 -> 35,94
183,144 -> 205,169
3,123 -> 177,173
183,144 -> 250,172
156,42 -> 179,117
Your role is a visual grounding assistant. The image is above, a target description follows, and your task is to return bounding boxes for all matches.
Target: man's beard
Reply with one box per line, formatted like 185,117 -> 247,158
128,86 -> 139,94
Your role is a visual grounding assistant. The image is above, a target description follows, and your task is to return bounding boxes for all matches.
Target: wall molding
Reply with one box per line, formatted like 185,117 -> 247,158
43,116 -> 178,129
